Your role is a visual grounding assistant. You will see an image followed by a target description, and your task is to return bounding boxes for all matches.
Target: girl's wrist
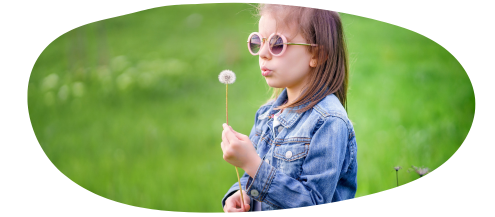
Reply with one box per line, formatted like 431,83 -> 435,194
244,155 -> 262,178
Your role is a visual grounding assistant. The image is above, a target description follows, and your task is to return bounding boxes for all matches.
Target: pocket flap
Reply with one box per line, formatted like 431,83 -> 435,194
274,143 -> 309,161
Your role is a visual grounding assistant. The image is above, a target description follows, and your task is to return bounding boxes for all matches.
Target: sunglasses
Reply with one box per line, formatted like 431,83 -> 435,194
247,32 -> 318,56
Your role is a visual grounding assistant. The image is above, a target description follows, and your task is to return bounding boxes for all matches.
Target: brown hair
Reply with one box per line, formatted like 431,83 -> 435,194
256,4 -> 349,113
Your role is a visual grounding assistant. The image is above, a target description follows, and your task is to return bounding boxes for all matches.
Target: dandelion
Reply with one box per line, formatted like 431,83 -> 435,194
411,165 -> 429,177
219,69 -> 236,84
219,70 -> 236,124
394,166 -> 401,187
218,69 -> 244,210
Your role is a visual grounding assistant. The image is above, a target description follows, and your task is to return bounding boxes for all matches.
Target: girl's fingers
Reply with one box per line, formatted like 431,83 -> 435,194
225,207 -> 243,212
221,128 -> 230,145
223,191 -> 250,212
241,192 -> 250,211
223,196 -> 235,212
234,192 -> 250,211
228,204 -> 249,212
243,196 -> 250,205
229,125 -> 240,136
229,126 -> 250,141
223,124 -> 238,143
229,126 -> 240,137
224,204 -> 238,213
224,200 -> 245,212
243,204 -> 251,212
234,130 -> 249,141
223,202 -> 234,212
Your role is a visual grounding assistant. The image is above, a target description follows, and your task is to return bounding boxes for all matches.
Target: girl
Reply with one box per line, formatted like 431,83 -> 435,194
220,4 -> 357,212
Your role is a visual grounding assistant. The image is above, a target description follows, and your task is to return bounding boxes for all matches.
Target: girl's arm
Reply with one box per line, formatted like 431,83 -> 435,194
221,106 -> 266,209
244,116 -> 354,209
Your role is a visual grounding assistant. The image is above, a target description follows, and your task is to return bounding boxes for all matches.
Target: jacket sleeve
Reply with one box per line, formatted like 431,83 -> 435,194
244,116 -> 350,209
221,106 -> 265,209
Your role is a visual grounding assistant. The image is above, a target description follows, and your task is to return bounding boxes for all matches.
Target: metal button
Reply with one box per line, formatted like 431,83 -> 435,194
285,151 -> 293,158
265,159 -> 269,164
278,126 -> 283,133
251,189 -> 259,197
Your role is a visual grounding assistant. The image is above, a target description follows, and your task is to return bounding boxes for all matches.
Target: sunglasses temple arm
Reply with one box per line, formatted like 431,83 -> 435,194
285,43 -> 318,46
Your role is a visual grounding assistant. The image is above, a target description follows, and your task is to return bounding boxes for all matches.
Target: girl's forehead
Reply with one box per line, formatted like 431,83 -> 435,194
258,15 -> 298,38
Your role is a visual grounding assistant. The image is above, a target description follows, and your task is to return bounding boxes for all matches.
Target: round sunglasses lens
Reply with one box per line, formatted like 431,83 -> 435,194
269,35 -> 284,55
249,35 -> 261,54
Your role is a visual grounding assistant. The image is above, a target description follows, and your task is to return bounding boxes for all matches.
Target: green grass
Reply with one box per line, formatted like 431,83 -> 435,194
28,3 -> 474,212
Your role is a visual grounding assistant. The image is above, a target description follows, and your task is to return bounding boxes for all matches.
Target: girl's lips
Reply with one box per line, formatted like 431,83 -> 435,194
261,66 -> 272,76
261,69 -> 272,77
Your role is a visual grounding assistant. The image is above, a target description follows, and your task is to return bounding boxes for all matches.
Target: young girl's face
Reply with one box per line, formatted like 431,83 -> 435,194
258,14 -> 314,91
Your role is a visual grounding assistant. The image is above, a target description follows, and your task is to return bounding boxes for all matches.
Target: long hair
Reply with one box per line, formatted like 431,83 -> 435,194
256,4 -> 349,113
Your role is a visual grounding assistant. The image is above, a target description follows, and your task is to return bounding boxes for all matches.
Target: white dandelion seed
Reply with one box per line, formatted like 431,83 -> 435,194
218,70 -> 236,84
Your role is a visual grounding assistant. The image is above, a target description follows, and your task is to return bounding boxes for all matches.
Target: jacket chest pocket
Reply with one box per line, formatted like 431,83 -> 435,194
273,143 -> 309,178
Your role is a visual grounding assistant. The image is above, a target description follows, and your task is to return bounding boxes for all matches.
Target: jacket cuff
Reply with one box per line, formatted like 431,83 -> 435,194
245,160 -> 276,202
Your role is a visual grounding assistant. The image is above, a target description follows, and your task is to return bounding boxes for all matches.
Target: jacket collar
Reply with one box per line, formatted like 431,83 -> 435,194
268,88 -> 309,129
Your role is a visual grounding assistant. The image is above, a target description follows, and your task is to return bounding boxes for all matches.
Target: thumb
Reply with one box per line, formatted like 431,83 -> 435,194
244,204 -> 251,212
229,126 -> 249,140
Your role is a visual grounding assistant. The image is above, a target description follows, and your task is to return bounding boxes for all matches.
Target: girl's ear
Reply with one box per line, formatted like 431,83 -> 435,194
310,58 -> 317,68
309,46 -> 319,68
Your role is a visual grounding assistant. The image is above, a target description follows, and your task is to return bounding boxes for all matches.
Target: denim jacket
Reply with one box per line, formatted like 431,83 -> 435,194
221,88 -> 358,211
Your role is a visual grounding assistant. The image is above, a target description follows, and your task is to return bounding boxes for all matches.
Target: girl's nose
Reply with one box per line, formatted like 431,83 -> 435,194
259,41 -> 271,60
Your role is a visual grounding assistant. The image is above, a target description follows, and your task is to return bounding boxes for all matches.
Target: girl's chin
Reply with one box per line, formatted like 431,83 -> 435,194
264,78 -> 284,88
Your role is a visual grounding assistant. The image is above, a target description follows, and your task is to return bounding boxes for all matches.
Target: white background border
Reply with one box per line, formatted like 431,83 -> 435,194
1,0 -> 494,216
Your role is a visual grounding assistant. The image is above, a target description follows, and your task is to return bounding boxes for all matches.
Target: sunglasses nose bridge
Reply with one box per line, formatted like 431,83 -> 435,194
258,37 -> 270,56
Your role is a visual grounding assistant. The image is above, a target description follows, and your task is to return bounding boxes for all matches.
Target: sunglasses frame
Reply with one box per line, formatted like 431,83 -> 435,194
247,32 -> 318,56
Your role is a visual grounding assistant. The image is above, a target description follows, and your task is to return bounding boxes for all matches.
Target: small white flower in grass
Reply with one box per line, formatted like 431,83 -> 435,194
410,165 -> 430,177
394,166 -> 402,187
218,70 -> 236,84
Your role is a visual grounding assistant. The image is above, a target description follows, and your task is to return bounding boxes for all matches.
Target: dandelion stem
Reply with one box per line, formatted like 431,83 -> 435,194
235,167 -> 245,210
225,84 -> 229,125
396,170 -> 399,187
226,83 -> 245,211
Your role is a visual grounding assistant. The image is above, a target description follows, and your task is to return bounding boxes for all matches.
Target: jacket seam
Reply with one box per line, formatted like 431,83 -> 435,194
273,137 -> 312,145
247,161 -> 264,198
313,108 -> 352,141
260,134 -> 273,145
263,197 -> 282,209
260,164 -> 275,200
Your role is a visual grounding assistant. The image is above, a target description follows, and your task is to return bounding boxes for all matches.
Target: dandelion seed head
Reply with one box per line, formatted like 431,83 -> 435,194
219,70 -> 236,84
394,166 -> 402,171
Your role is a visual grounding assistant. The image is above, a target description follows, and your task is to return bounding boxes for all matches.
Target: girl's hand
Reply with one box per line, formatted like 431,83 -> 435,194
223,190 -> 251,212
221,124 -> 262,177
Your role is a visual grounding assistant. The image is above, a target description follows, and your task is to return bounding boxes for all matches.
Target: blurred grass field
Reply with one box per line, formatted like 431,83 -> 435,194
28,3 -> 474,212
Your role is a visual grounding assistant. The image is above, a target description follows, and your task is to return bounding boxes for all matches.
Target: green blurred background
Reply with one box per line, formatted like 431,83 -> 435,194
28,3 -> 474,212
